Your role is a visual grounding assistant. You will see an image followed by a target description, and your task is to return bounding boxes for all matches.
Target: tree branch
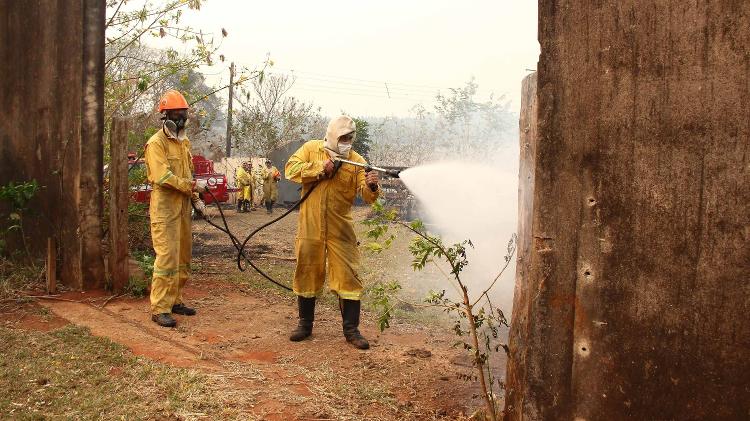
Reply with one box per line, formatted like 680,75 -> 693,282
189,72 -> 259,106
105,7 -> 175,69
105,0 -> 127,29
471,237 -> 516,308
106,1 -> 185,28
395,220 -> 459,272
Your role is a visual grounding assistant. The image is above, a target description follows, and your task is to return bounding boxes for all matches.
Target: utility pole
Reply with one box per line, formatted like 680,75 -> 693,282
225,62 -> 235,158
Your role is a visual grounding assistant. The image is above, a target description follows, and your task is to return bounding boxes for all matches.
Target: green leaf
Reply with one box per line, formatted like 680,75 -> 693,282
409,219 -> 425,231
365,242 -> 384,253
137,78 -> 148,92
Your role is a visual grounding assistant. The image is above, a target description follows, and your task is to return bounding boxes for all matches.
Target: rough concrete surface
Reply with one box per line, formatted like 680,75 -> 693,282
505,72 -> 538,419
505,2 -> 749,420
0,0 -> 105,289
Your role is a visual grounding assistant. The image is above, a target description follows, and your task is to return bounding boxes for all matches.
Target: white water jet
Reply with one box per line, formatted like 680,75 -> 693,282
397,159 -> 518,313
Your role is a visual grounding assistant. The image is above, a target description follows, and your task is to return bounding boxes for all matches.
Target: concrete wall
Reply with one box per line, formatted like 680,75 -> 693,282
505,2 -> 749,420
269,140 -> 306,205
0,0 -> 105,289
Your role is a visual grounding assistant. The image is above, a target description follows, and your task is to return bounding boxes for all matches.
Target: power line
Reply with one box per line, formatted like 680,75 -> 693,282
227,58 -> 454,94
220,59 -> 502,105
274,67 -> 452,91
269,71 -> 441,94
289,80 -> 436,99
289,85 -> 430,102
220,64 -> 439,100
250,71 -> 442,101
296,76 -> 436,95
289,79 -> 434,97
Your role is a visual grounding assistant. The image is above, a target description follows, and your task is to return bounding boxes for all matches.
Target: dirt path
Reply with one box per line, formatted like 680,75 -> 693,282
39,288 -> 480,420
13,206 -> 502,420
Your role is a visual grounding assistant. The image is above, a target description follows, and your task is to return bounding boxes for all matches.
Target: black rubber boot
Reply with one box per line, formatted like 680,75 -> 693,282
266,200 -> 273,214
151,313 -> 177,327
245,200 -> 252,212
341,299 -> 369,349
290,296 -> 316,341
172,303 -> 196,316
237,199 -> 245,213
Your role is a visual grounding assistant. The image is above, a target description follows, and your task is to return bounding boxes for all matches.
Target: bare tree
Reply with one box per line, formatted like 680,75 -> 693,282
104,0 -> 262,124
368,105 -> 440,167
434,78 -> 513,158
368,80 -> 514,166
105,1 -> 218,119
233,74 -> 320,156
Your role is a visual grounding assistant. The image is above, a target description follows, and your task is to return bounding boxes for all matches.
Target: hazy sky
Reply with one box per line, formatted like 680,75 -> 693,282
156,0 -> 539,117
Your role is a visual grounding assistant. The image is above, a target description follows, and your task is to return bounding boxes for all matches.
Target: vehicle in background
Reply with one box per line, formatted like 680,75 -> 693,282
372,166 -> 419,220
192,155 -> 228,204
128,153 -> 229,205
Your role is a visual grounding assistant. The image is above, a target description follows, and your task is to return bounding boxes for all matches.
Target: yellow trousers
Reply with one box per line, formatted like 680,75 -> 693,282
237,183 -> 252,201
149,189 -> 192,314
294,234 -> 364,300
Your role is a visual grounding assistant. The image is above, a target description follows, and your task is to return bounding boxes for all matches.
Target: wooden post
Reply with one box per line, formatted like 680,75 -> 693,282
108,117 -> 129,293
46,237 -> 56,294
225,62 -> 235,158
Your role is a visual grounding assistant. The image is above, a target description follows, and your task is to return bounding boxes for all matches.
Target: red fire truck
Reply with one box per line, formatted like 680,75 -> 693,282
129,153 -> 228,205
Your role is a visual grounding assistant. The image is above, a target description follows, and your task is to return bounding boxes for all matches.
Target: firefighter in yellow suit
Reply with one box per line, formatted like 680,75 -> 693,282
144,90 -> 207,328
235,161 -> 254,213
285,115 -> 380,349
262,159 -> 280,214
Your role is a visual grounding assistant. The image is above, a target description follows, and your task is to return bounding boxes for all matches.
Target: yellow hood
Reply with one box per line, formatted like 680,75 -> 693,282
324,115 -> 356,158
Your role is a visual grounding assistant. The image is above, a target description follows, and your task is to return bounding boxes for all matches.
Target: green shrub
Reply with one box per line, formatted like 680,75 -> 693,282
0,180 -> 40,261
134,252 -> 155,279
125,276 -> 149,298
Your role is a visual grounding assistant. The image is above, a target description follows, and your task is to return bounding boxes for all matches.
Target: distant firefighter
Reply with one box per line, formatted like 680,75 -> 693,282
235,161 -> 255,213
262,159 -> 281,214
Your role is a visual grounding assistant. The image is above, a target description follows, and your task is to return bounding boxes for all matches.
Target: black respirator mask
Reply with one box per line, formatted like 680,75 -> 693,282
163,109 -> 188,134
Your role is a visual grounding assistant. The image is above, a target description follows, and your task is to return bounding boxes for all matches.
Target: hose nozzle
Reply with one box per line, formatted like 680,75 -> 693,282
336,158 -> 402,178
384,169 -> 401,178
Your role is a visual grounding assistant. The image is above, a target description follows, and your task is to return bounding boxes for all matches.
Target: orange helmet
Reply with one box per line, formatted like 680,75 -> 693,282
158,90 -> 189,112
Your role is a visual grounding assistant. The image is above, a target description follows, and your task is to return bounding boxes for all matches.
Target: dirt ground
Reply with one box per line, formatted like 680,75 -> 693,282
1,205 -> 505,420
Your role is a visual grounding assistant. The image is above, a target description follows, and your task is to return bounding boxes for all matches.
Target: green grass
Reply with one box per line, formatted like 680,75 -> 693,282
0,325 -> 252,419
224,261 -> 296,297
222,244 -> 452,329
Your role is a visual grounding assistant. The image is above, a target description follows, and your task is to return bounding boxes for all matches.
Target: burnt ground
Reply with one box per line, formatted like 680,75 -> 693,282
0,205 -> 506,420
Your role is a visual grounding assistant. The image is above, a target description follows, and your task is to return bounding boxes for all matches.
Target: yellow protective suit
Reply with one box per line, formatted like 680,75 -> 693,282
263,165 -> 280,202
144,128 -> 198,315
236,166 -> 254,202
285,140 -> 379,300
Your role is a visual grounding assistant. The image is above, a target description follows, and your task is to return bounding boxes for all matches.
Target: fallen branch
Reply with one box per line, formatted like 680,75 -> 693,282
98,293 -> 126,309
22,295 -> 85,303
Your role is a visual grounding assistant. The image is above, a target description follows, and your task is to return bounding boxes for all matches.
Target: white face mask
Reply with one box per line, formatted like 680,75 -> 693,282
338,143 -> 352,157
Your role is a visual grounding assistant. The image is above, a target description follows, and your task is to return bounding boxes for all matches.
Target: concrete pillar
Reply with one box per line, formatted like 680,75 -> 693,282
505,72 -> 539,419
505,2 -> 749,419
0,0 -> 105,289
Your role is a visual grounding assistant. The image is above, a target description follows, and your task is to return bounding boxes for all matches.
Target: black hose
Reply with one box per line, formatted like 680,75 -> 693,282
193,163 -> 341,292
193,183 -> 319,292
